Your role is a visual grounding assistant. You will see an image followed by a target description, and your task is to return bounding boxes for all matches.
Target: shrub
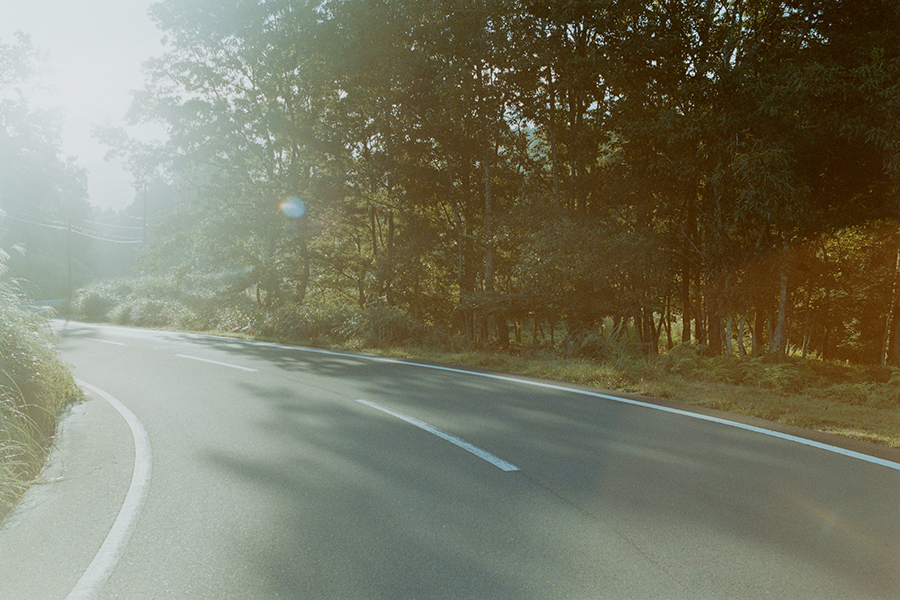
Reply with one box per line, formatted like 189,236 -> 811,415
0,284 -> 81,520
357,306 -> 425,348
72,273 -> 260,333
72,282 -> 123,322
262,303 -> 358,344
572,321 -> 645,362
208,301 -> 261,334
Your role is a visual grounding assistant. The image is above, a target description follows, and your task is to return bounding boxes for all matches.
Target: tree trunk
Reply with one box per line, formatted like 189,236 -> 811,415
681,270 -> 691,344
751,309 -> 763,357
649,310 -> 662,355
483,156 -> 494,296
725,311 -> 733,356
883,239 -> 900,365
694,276 -> 705,347
497,314 -> 510,349
453,181 -> 475,345
664,297 -> 674,350
634,310 -> 646,349
706,294 -> 722,355
386,211 -> 395,307
771,266 -> 789,354
296,221 -> 310,304
547,65 -> 561,206
801,291 -> 813,359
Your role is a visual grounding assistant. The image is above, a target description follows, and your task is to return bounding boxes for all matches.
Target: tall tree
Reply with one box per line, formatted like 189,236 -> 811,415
0,33 -> 90,300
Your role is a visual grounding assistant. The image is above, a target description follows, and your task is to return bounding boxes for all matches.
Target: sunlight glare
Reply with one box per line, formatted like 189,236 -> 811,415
280,197 -> 306,218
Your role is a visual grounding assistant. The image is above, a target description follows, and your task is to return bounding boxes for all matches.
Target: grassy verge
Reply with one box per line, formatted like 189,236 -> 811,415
0,296 -> 82,522
346,344 -> 900,450
72,275 -> 900,450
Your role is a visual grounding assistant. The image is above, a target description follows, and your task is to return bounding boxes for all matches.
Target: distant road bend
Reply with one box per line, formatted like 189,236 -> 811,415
3,321 -> 899,599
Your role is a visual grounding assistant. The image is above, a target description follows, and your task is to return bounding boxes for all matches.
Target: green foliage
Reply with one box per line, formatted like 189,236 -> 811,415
262,303 -> 360,345
261,303 -> 426,348
71,281 -> 127,322
0,33 -> 91,301
357,306 -> 426,348
72,272 -> 263,333
0,275 -> 81,520
656,342 -> 900,408
569,320 -> 644,362
94,0 -> 900,365
73,274 -> 430,349
0,34 -> 86,518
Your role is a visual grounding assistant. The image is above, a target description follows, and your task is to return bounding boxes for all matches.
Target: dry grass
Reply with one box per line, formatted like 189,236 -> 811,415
71,277 -> 900,451
373,345 -> 900,450
0,300 -> 82,522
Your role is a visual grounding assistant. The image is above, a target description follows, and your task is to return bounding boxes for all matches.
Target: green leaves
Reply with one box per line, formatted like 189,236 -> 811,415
0,32 -> 90,301
114,0 -> 900,359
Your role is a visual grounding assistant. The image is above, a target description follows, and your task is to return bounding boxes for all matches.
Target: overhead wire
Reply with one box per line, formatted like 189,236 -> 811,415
1,210 -> 145,244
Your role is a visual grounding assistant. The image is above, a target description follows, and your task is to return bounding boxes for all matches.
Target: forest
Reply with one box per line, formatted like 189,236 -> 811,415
8,0 -> 900,366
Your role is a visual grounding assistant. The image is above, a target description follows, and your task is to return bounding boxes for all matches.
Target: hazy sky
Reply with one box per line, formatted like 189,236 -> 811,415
3,0 -> 167,211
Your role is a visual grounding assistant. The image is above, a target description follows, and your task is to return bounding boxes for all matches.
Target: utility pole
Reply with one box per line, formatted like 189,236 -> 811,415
67,218 -> 72,313
142,188 -> 147,245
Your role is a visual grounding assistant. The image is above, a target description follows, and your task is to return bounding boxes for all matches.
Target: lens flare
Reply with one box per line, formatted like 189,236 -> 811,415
280,197 -> 306,218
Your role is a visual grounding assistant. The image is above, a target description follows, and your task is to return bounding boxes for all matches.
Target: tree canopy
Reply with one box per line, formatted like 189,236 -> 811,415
0,33 -> 92,300
116,0 -> 900,363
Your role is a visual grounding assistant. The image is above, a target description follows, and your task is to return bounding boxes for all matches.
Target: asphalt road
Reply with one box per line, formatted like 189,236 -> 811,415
2,321 -> 899,599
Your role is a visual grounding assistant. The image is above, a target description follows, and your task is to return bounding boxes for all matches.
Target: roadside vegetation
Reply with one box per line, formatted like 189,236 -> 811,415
0,34 -> 86,523
0,260 -> 82,522
6,2 -> 900,525
73,274 -> 900,450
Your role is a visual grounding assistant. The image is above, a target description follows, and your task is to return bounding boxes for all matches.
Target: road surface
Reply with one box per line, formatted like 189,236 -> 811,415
1,321 -> 899,599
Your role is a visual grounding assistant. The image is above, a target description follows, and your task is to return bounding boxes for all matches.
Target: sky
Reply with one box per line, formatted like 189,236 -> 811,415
3,0 -> 167,211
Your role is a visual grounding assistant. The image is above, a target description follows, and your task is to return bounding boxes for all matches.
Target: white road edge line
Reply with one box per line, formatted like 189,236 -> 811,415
76,322 -> 900,473
175,354 -> 258,372
234,342 -> 900,473
356,399 -> 519,472
66,380 -> 152,600
95,340 -> 126,346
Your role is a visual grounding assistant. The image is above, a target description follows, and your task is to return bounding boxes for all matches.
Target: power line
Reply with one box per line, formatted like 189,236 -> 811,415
2,213 -> 144,244
68,229 -> 144,245
75,218 -> 145,231
71,223 -> 143,242
7,208 -> 144,232
4,214 -> 68,231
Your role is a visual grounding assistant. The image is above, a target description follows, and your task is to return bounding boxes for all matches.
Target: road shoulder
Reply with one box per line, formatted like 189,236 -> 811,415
0,395 -> 135,600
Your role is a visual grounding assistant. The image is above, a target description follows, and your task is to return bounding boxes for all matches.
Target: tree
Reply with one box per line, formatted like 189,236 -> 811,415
113,0 -> 900,362
129,0 -> 345,303
0,32 -> 90,300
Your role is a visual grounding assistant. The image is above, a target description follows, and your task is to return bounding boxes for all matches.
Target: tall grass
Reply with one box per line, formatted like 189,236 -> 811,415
261,302 -> 426,348
0,284 -> 82,521
378,324 -> 900,448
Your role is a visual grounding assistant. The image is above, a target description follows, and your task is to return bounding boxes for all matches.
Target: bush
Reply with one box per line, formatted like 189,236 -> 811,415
262,303 -> 358,344
72,283 -> 122,322
72,273 -> 261,333
571,320 -> 645,362
357,306 -> 425,348
258,302 -> 428,348
70,275 -> 439,350
0,284 -> 81,520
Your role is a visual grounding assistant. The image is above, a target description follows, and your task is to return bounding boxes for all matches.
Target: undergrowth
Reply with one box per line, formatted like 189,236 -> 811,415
73,274 -> 430,349
0,285 -> 82,522
72,275 -> 900,449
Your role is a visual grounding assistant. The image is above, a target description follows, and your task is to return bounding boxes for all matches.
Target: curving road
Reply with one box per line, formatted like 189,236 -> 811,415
2,321 -> 899,599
